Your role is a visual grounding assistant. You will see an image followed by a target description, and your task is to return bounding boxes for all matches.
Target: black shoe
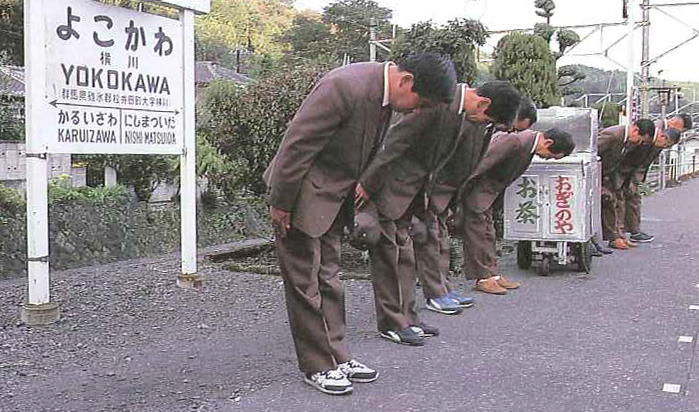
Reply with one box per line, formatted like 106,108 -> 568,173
379,327 -> 425,346
594,242 -> 614,254
410,323 -> 439,337
630,232 -> 654,243
590,243 -> 603,257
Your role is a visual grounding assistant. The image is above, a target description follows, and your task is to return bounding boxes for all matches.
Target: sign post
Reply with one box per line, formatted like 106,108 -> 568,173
22,0 -> 56,325
177,8 -> 200,289
22,0 -> 209,324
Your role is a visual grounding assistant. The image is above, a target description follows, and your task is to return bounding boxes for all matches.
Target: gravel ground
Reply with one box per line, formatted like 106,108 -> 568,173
2,178 -> 699,412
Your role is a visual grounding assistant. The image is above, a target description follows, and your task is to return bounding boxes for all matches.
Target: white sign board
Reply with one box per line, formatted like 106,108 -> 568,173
140,0 -> 211,14
42,0 -> 184,154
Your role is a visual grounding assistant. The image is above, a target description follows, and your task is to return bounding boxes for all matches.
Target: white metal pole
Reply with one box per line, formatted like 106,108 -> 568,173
22,0 -> 58,324
640,0 -> 651,118
625,0 -> 636,129
178,9 -> 200,289
25,0 -> 49,305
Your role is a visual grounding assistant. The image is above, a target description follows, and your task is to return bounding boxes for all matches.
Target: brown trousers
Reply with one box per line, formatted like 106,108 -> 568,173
275,216 -> 351,375
617,182 -> 642,234
412,209 -> 451,299
601,176 -> 622,241
369,215 -> 415,332
399,234 -> 421,326
461,206 -> 497,280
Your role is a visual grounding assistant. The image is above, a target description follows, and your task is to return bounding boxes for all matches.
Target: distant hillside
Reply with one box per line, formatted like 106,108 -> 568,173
562,64 -> 699,109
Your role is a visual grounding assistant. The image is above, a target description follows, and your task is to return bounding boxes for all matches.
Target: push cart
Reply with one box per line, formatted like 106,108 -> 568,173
503,107 -> 601,276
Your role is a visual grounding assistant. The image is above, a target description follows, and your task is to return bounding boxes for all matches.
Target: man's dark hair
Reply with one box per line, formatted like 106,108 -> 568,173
544,127 -> 575,156
635,119 -> 656,140
666,128 -> 681,145
475,81 -> 521,127
677,113 -> 693,130
516,97 -> 537,126
396,53 -> 457,104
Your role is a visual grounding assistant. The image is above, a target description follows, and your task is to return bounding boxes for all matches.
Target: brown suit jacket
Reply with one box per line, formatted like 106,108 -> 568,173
428,122 -> 492,214
264,62 -> 391,237
598,125 -> 632,178
359,85 -> 486,220
618,118 -> 668,183
462,130 -> 539,214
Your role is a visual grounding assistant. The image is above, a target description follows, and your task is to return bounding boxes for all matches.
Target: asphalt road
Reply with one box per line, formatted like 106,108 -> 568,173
1,178 -> 699,412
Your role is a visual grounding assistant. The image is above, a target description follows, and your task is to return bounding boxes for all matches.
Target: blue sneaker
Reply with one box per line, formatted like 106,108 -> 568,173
425,295 -> 463,315
446,291 -> 475,308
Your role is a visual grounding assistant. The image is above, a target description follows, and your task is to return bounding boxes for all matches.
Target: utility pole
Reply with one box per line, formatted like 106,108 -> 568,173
625,0 -> 635,129
369,17 -> 377,62
640,0 -> 651,117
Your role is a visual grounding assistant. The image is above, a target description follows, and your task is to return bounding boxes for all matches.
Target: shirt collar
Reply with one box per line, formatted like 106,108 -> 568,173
382,62 -> 393,107
531,132 -> 541,154
458,84 -> 467,115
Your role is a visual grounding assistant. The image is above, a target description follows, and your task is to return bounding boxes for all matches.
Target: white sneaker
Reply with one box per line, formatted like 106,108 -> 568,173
338,359 -> 379,383
304,368 -> 353,395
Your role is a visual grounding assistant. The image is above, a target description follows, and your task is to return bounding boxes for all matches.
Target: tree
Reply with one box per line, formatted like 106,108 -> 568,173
492,33 -> 559,107
277,12 -> 336,62
322,0 -> 392,62
532,0 -> 585,97
195,0 -> 296,68
533,22 -> 555,44
199,61 -> 333,196
391,19 -> 487,85
556,29 -> 580,57
534,0 -> 555,24
0,0 -> 23,65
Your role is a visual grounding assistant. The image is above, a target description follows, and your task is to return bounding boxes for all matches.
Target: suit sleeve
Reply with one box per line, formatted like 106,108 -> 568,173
597,129 -> 615,158
267,77 -> 354,211
359,108 -> 439,196
469,133 -> 523,180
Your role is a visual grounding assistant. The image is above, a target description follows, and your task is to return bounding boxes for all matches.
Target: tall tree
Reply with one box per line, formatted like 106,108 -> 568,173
532,0 -> 585,97
492,32 -> 559,107
322,0 -> 392,62
391,18 -> 487,85
195,0 -> 296,67
277,12 -> 336,62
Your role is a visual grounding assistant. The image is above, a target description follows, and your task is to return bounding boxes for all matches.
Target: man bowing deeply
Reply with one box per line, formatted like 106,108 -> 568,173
264,54 -> 456,395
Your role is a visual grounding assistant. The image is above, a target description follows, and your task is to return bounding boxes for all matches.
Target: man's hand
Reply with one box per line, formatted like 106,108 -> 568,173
355,184 -> 370,209
270,206 -> 292,239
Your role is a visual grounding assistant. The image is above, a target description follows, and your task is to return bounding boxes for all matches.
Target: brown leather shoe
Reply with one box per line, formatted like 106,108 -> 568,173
496,275 -> 520,289
624,238 -> 639,248
475,277 -> 507,295
609,238 -> 629,250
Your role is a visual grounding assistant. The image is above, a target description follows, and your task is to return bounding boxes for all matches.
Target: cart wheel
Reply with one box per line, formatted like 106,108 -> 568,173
516,241 -> 532,270
540,256 -> 550,277
576,241 -> 593,273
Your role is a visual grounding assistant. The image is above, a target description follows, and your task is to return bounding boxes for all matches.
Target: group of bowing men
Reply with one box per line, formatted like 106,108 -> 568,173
598,114 -> 691,252
264,53 -> 576,395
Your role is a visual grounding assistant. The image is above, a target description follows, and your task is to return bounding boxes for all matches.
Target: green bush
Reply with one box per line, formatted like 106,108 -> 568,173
198,61 -> 332,197
48,175 -> 128,204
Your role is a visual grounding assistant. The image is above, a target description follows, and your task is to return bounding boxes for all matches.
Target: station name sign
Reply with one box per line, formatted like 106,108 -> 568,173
43,0 -> 184,154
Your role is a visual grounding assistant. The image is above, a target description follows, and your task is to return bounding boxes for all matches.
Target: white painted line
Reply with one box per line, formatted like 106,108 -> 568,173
689,305 -> 699,311
662,383 -> 682,393
678,336 -> 694,343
